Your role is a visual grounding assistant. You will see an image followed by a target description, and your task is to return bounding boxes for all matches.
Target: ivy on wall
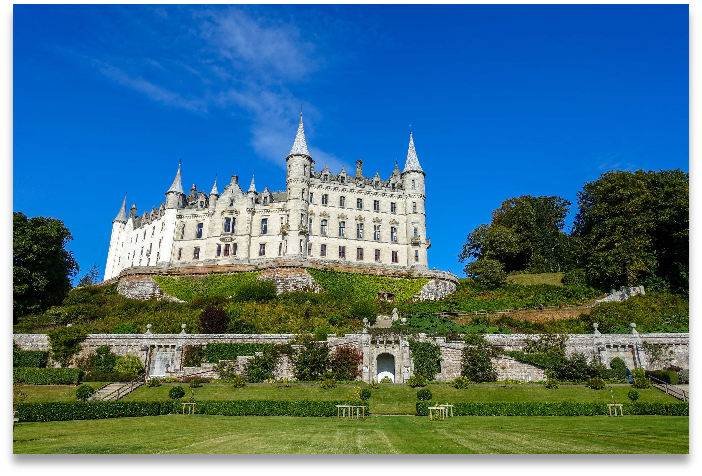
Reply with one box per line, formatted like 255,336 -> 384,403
408,339 -> 442,380
152,272 -> 262,302
306,268 -> 429,302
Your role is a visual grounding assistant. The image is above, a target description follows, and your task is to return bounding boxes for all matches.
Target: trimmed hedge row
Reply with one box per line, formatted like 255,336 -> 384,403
205,343 -> 275,363
645,370 -> 679,385
13,348 -> 49,368
416,401 -> 689,417
15,400 -> 354,422
13,368 -> 83,385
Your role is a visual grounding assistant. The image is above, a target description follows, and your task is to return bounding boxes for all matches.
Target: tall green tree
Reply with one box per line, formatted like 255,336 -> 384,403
572,169 -> 688,292
459,195 -> 573,274
13,212 -> 79,322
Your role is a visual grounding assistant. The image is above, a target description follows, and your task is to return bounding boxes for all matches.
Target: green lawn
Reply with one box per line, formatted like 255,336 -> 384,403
507,272 -> 565,286
13,414 -> 688,454
20,383 -> 110,403
118,383 -> 677,415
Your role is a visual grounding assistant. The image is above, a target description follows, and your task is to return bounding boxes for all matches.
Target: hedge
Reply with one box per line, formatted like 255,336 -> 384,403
15,400 -> 354,422
416,401 -> 689,417
82,372 -> 134,382
13,368 -> 83,385
204,343 -> 275,363
645,370 -> 679,385
13,348 -> 49,368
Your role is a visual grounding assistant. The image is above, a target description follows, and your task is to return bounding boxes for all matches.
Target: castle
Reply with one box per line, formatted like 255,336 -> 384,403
104,114 -> 429,281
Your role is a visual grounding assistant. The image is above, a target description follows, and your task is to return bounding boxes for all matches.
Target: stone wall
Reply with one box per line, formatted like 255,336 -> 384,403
114,260 -> 458,302
13,331 -> 688,383
596,285 -> 645,304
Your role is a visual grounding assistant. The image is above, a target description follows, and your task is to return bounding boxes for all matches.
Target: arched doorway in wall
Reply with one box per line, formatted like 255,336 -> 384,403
376,353 -> 395,383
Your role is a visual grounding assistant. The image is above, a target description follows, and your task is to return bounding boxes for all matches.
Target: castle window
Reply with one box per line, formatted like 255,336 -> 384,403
412,180 -> 415,190
196,223 -> 203,238
309,218 -> 313,232
143,230 -> 146,240
223,244 -> 229,256
356,223 -> 363,239
391,227 -> 397,242
392,183 -> 395,191
322,194 -> 328,205
301,213 -> 305,225
193,247 -> 200,260
357,248 -> 363,261
339,221 -> 345,237
259,244 -> 266,256
152,227 -> 155,237
179,224 -> 185,239
307,242 -> 312,255
413,202 -> 417,213
302,188 -> 306,199
263,196 -> 268,205
392,251 -> 398,263
415,250 -> 419,262
340,196 -> 345,207
356,198 -> 363,209
374,225 -> 381,241
299,239 -> 303,252
178,248 -> 182,260
158,239 -> 162,248
374,200 -> 379,211
321,244 -> 327,257
156,252 -> 159,262
279,243 -> 283,256
233,243 -> 238,256
304,165 -> 307,175
340,176 -> 345,184
321,219 -> 328,236
139,259 -> 142,265
199,201 -> 204,208
339,246 -> 346,259
309,192 -> 313,203
161,222 -> 165,232
414,226 -> 418,237
217,244 -> 221,257
261,218 -> 268,235
148,243 -> 152,254
374,181 -> 379,188
375,249 -> 381,262
391,202 -> 396,213
230,199 -> 234,206
140,247 -> 143,257
324,174 -> 328,182
232,218 -> 236,233
224,217 -> 231,233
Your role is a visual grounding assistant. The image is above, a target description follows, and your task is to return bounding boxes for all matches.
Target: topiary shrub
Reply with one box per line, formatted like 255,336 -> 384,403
169,386 -> 185,400
75,384 -> 94,402
416,388 -> 433,401
586,377 -> 606,390
545,378 -> 560,389
320,378 -> 337,389
631,369 -> 652,389
451,377 -> 472,389
369,379 -> 380,389
230,375 -> 247,388
380,377 -> 392,384
188,378 -> 202,388
199,306 -> 229,334
360,388 -> 371,401
407,375 -> 427,388
628,389 -> 640,401
608,357 -> 627,380
147,378 -> 162,388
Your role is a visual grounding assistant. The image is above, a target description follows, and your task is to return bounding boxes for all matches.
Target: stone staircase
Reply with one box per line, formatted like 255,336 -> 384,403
91,379 -> 143,401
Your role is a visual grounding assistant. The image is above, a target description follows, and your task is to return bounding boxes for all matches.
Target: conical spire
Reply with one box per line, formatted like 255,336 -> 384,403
248,172 -> 257,193
289,113 -> 310,156
113,194 -> 128,223
167,160 -> 185,194
210,174 -> 219,196
403,131 -> 423,173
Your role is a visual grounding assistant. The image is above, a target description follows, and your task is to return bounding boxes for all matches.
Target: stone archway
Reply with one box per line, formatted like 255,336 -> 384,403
376,353 -> 395,383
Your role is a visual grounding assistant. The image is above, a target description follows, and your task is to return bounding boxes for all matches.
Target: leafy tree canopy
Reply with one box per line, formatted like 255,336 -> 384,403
13,212 -> 79,322
459,195 -> 573,274
573,169 -> 688,292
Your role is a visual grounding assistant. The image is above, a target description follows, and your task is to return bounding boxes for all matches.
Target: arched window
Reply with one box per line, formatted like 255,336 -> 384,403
321,219 -> 328,235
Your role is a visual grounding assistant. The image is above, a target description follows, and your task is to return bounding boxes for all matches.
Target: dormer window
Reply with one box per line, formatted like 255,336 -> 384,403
340,176 -> 345,184
199,201 -> 204,208
229,199 -> 234,206
263,196 -> 268,205
392,183 -> 395,191
324,174 -> 328,182
375,181 -> 379,188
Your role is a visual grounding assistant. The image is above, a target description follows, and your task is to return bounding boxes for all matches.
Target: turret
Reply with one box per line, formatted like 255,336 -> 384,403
165,161 -> 185,209
208,175 -> 219,212
401,131 -> 428,269
105,194 -> 128,281
247,172 -> 257,209
285,113 -> 313,257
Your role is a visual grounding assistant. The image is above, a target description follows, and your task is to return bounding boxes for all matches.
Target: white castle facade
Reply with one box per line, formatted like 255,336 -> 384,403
104,115 -> 430,281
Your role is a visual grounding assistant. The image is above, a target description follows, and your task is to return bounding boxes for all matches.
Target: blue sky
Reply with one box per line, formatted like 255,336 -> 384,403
12,4 -> 689,281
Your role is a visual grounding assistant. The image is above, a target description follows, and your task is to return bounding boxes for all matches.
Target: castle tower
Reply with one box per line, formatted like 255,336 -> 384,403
104,194 -> 128,281
402,131 -> 428,269
208,175 -> 219,213
165,161 -> 185,209
285,113 -> 313,258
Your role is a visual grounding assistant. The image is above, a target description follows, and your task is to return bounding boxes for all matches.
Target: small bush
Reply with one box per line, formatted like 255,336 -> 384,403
451,377 -> 472,389
164,377 -> 178,383
545,379 -> 560,389
416,388 -> 433,401
199,306 -> 229,334
230,376 -> 247,388
169,386 -> 186,400
464,258 -> 507,289
75,385 -> 95,402
234,280 -> 277,302
380,377 -> 392,384
349,299 -> 377,324
320,378 -> 337,389
113,355 -> 143,379
628,390 -> 640,401
586,377 -> 606,390
111,323 -> 139,334
608,357 -> 627,380
370,379 -> 380,389
407,375 -> 427,388
360,388 -> 371,401
188,378 -> 202,388
147,378 -> 162,388
91,345 -> 118,373
329,345 -> 363,381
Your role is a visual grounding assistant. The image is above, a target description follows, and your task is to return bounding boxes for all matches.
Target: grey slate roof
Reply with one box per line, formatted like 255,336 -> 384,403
248,173 -> 257,193
167,162 -> 185,194
210,176 -> 219,196
113,195 -> 128,223
289,113 -> 310,156
403,131 -> 423,173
